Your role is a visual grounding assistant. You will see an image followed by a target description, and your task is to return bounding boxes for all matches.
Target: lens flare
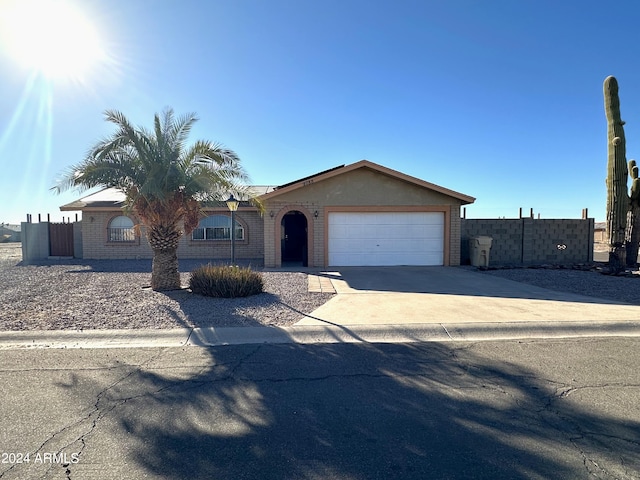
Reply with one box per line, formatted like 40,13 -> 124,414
0,0 -> 105,80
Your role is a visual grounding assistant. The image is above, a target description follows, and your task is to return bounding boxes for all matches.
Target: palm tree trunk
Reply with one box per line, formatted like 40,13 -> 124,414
151,247 -> 181,290
147,224 -> 182,291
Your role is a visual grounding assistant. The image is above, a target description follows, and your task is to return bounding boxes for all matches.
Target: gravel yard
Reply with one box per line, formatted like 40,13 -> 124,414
3,243 -> 640,331
478,266 -> 640,306
471,240 -> 640,304
0,243 -> 333,331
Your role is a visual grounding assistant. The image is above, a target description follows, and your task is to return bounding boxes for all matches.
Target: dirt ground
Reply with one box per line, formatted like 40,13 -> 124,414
0,243 -> 22,264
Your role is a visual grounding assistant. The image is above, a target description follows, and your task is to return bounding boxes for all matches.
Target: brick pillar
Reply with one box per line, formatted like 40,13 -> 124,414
449,206 -> 461,266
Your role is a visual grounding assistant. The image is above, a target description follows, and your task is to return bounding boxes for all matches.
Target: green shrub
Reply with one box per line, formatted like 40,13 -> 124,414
189,265 -> 264,298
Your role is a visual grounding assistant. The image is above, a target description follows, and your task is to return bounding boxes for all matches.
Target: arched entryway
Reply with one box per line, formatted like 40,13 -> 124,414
281,210 -> 308,267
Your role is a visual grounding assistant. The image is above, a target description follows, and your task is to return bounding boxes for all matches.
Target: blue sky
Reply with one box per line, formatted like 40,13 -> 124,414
2,0 -> 640,224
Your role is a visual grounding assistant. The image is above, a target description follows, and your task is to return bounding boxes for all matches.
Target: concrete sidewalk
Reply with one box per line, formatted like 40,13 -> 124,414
1,320 -> 640,350
2,266 -> 640,349
299,267 -> 640,325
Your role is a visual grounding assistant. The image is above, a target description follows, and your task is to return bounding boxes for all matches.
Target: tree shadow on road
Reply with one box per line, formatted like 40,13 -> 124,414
63,341 -> 640,479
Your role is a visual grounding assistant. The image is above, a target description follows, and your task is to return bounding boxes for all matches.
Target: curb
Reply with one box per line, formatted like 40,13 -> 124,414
1,321 -> 640,349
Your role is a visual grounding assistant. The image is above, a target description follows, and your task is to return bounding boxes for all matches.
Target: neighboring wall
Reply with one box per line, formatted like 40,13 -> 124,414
594,222 -> 606,244
81,210 -> 264,262
461,218 -> 595,265
0,225 -> 21,242
21,222 -> 50,262
21,221 -> 83,262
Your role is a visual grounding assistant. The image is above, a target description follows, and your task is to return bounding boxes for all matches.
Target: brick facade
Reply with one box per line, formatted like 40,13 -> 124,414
81,209 -> 264,262
264,201 -> 320,267
449,205 -> 461,266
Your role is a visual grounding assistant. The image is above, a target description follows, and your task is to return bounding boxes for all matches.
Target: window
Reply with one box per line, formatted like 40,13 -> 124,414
107,216 -> 136,242
192,215 -> 244,241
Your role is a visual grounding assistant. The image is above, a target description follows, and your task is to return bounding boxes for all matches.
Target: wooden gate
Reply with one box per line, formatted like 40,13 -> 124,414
49,223 -> 74,257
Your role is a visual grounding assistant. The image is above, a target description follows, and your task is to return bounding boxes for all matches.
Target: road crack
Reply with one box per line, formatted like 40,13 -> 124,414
545,383 -> 640,479
0,348 -> 174,479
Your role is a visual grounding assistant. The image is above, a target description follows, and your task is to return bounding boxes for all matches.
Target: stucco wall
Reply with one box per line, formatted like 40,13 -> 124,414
21,222 -> 50,263
73,221 -> 83,258
272,168 -> 462,206
81,209 -> 264,262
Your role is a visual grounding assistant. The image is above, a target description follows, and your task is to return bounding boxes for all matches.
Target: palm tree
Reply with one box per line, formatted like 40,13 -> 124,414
54,108 -> 256,291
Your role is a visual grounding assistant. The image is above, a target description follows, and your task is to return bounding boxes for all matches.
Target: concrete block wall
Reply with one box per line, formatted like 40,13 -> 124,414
461,219 -> 523,264
525,219 -> 594,264
461,218 -> 594,265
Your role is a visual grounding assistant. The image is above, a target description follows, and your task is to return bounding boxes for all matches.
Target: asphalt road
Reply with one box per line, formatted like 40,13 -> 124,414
0,339 -> 639,480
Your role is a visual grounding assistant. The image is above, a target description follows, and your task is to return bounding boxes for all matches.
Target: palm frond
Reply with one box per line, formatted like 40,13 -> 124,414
53,107 -> 256,218
51,165 -> 88,194
169,111 -> 198,152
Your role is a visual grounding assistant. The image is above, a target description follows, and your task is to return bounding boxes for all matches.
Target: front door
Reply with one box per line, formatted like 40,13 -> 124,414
281,211 -> 308,266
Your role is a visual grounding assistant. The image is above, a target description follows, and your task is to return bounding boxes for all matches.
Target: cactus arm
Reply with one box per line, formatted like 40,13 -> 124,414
627,159 -> 640,267
629,160 -> 640,202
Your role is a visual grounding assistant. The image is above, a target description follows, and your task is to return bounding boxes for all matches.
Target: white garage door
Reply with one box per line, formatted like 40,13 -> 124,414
328,212 -> 444,266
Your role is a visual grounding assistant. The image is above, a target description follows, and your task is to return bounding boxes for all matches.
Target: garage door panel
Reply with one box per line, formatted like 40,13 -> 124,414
388,226 -> 410,239
406,238 -> 426,250
331,225 -> 343,236
425,226 -> 443,238
328,212 -> 444,266
407,225 -> 427,237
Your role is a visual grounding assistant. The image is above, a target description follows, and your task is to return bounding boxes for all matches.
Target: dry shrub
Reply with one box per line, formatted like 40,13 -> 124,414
189,265 -> 264,298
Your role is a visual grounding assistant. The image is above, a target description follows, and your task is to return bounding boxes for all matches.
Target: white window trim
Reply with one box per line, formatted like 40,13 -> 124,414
192,215 -> 245,241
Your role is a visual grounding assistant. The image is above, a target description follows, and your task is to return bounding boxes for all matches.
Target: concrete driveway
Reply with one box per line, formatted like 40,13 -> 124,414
297,267 -> 640,326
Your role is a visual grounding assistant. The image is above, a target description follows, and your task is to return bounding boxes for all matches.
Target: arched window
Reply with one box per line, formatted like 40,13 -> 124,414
192,215 -> 244,241
107,216 -> 135,242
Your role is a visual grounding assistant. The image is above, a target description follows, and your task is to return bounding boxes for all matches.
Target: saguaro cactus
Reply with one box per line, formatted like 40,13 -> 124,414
604,75 -> 629,272
626,159 -> 640,266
